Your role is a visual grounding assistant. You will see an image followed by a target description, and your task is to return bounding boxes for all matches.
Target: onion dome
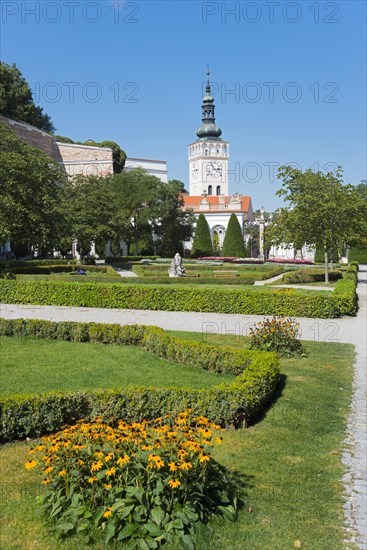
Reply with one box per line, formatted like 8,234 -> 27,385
196,67 -> 222,141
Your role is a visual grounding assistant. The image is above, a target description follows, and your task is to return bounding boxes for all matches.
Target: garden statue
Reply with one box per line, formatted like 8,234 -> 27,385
168,253 -> 186,277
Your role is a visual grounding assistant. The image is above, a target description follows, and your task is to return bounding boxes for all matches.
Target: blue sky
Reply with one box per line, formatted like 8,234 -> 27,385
1,0 -> 366,210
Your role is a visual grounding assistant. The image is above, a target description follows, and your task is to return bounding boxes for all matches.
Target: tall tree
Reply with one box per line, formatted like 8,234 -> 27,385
0,121 -> 67,256
61,175 -> 118,258
222,213 -> 246,257
267,166 -> 365,282
191,214 -> 213,258
111,170 -> 195,256
0,62 -> 55,133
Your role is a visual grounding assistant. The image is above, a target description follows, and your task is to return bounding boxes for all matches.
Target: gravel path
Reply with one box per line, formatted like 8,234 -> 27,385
0,267 -> 365,548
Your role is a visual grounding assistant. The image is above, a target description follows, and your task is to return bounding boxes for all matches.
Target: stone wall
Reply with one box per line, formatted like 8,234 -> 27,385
0,115 -> 113,177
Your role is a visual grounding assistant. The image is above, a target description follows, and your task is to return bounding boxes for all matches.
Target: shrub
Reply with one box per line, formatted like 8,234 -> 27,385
222,214 -> 246,258
267,258 -> 314,265
280,268 -> 343,285
24,413 -> 239,547
191,214 -> 213,258
105,256 -> 160,263
0,319 -> 281,440
248,317 -> 305,357
0,279 -> 355,317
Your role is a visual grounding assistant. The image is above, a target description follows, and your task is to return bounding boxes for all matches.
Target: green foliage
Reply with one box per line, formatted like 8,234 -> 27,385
0,277 -> 357,317
0,319 -> 280,440
348,245 -> 367,264
111,171 -> 194,256
191,214 -> 213,258
248,317 -> 305,357
268,166 -> 366,280
0,62 -> 55,133
0,121 -> 67,252
281,268 -> 343,284
222,214 -> 246,258
60,175 -> 118,258
24,414 -> 239,547
106,256 -> 160,263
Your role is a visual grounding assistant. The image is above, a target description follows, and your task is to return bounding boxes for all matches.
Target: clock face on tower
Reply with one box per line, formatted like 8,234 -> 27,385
206,161 -> 222,178
192,163 -> 199,178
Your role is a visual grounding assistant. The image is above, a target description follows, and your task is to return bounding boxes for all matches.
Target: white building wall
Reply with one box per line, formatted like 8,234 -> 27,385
124,157 -> 168,182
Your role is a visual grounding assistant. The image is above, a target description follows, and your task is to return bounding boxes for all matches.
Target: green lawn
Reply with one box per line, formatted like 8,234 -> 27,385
0,336 -> 233,397
0,337 -> 356,549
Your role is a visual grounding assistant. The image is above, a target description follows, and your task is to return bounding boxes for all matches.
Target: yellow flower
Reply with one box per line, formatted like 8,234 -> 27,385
117,454 -> 130,466
103,483 -> 112,490
106,467 -> 116,477
105,453 -> 113,463
42,478 -> 51,485
168,479 -> 181,489
168,462 -> 178,472
77,459 -> 84,466
141,445 -> 153,451
215,437 -> 223,445
179,461 -> 192,471
199,454 -> 210,463
58,469 -> 67,477
44,466 -> 54,474
88,476 -> 97,484
24,460 -> 38,470
91,461 -> 103,472
103,507 -> 113,518
94,451 -> 104,459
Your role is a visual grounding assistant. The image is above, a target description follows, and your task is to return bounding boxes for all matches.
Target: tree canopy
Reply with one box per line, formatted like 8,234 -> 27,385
267,166 -> 366,280
0,121 -> 67,256
0,62 -> 55,133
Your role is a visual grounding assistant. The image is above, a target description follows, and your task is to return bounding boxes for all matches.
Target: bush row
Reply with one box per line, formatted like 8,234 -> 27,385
0,278 -> 356,317
0,319 -> 280,440
0,259 -> 78,268
16,274 -> 123,284
281,268 -> 343,284
1,264 -> 116,276
106,256 -> 160,263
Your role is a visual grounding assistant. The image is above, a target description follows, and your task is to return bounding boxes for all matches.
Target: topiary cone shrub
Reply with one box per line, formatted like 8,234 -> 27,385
191,214 -> 213,258
222,214 -> 246,258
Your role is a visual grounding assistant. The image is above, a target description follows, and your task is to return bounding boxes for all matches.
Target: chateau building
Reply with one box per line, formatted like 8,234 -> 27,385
183,72 -> 253,251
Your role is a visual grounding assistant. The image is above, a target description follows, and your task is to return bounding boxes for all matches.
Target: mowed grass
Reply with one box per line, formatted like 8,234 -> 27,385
0,338 -> 356,550
0,336 -> 233,397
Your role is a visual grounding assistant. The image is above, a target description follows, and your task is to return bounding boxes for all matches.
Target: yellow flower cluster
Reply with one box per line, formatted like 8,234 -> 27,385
24,410 -> 224,515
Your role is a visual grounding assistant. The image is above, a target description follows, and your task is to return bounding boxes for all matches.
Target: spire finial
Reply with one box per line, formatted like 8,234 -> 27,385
206,64 -> 211,94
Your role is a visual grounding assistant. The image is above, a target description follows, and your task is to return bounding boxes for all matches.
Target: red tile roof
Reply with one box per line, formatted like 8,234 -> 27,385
182,195 -> 251,213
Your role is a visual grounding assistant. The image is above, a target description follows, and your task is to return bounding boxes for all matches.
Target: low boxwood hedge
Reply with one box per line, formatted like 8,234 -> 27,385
0,277 -> 356,317
280,268 -> 343,284
0,319 -> 280,441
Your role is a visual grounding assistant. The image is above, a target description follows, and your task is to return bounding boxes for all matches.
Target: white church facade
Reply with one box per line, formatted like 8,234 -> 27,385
183,71 -> 253,252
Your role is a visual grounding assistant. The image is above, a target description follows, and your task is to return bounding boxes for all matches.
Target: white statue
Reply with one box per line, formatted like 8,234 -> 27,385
168,253 -> 186,277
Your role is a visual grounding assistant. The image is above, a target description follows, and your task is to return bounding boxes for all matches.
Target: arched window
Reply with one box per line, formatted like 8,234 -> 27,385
208,185 -> 213,195
216,185 -> 221,195
204,149 -> 208,156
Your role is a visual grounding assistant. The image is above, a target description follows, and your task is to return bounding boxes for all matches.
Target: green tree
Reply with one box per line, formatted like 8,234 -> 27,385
0,121 -> 67,256
0,62 -> 55,133
61,175 -> 118,258
222,214 -> 246,257
191,214 -> 213,258
268,166 -> 366,282
99,140 -> 126,173
153,180 -> 195,256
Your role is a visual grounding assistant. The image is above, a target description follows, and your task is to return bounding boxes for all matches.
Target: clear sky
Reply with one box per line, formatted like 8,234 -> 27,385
1,0 -> 366,210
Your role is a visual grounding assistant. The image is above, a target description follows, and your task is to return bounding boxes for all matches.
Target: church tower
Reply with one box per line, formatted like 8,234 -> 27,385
188,69 -> 229,197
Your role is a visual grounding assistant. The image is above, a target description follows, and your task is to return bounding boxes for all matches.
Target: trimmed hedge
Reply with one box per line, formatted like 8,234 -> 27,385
0,278 -> 356,317
280,268 -> 343,285
16,274 -> 123,284
106,256 -> 160,263
0,319 -> 280,440
1,264 -> 117,276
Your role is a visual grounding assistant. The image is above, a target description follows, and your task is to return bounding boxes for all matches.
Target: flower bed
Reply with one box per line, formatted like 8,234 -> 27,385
267,258 -> 314,265
24,412 -> 239,547
198,257 -> 264,264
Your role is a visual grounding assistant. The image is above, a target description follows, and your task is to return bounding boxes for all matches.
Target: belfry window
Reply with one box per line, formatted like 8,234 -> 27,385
208,185 -> 213,195
216,185 -> 221,195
